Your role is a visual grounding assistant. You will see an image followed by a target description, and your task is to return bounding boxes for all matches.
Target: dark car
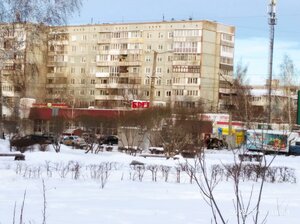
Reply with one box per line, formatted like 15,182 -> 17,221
10,134 -> 54,152
206,137 -> 228,150
98,135 -> 118,145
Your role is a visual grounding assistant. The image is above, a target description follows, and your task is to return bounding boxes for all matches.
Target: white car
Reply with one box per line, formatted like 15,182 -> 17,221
62,135 -> 86,148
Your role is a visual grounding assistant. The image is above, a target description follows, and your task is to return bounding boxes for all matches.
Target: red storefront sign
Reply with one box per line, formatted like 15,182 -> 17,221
131,100 -> 150,109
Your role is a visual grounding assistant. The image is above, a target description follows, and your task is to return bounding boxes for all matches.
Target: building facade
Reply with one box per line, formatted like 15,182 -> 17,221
1,20 -> 235,116
46,20 -> 235,111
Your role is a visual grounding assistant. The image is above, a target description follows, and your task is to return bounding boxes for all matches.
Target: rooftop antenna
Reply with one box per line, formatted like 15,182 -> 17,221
162,14 -> 165,22
267,0 -> 277,125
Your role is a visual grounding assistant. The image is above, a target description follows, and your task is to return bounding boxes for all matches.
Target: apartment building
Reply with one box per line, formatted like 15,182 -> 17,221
0,20 -> 235,116
250,79 -> 298,122
0,23 -> 48,117
46,20 -> 235,111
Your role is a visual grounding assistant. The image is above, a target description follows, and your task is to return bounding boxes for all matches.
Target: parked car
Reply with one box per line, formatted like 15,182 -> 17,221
10,134 -> 54,152
62,135 -> 86,148
149,146 -> 164,154
98,135 -> 118,145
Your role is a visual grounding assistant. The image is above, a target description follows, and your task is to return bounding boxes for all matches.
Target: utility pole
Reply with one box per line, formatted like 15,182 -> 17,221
267,0 -> 277,124
150,50 -> 158,106
219,73 -> 233,138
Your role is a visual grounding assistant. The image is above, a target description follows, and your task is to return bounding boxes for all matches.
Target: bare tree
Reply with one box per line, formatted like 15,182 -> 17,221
279,55 -> 298,129
159,106 -> 208,157
232,62 -> 264,127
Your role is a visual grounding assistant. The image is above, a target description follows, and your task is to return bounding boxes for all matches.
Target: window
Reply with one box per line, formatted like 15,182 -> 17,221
80,90 -> 85,95
92,45 -> 97,51
168,32 -> 173,38
90,90 -> 95,95
173,65 -> 200,73
100,79 -> 108,84
81,79 -> 85,84
99,90 -> 109,95
221,45 -> 234,53
166,79 -> 172,85
49,45 -> 55,52
91,79 -> 95,84
174,89 -> 184,96
81,57 -> 86,63
145,67 -> 151,74
72,46 -> 76,52
187,90 -> 198,96
173,77 -> 180,84
220,57 -> 233,65
221,33 -> 233,41
81,68 -> 85,74
144,91 -> 150,97
156,78 -> 161,85
71,67 -> 75,74
173,41 -> 199,53
56,67 -> 63,73
174,29 -> 201,37
70,79 -> 75,84
156,67 -> 162,74
145,78 -> 150,85
145,56 -> 151,62
155,91 -> 161,97
132,67 -> 139,73
187,78 -> 198,84
166,91 -> 171,97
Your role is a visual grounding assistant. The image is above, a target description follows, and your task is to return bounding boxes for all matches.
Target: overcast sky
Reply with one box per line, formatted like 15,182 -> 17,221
69,0 -> 300,84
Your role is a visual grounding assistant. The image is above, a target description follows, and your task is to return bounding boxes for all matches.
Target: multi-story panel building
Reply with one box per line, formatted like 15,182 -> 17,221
46,20 -> 235,111
1,20 -> 234,113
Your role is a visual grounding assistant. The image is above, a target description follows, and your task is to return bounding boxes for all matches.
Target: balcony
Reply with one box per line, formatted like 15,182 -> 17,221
97,38 -> 111,44
46,72 -> 68,78
95,72 -> 110,78
46,84 -> 67,88
95,84 -> 108,88
47,62 -> 55,67
48,50 -> 68,56
95,95 -> 124,101
172,61 -> 200,66
48,40 -> 69,45
96,60 -> 141,67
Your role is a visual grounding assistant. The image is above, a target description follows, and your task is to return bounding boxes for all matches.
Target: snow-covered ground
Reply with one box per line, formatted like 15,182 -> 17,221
1,139 -> 300,224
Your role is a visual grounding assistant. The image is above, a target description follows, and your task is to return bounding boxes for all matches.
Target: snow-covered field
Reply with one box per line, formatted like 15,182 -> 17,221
1,139 -> 300,224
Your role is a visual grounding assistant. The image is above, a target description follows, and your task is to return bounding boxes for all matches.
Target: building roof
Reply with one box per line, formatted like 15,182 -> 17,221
29,107 -> 128,120
250,89 -> 297,99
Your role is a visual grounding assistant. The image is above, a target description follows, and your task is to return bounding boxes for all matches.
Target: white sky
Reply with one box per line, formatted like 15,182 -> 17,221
69,0 -> 300,85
